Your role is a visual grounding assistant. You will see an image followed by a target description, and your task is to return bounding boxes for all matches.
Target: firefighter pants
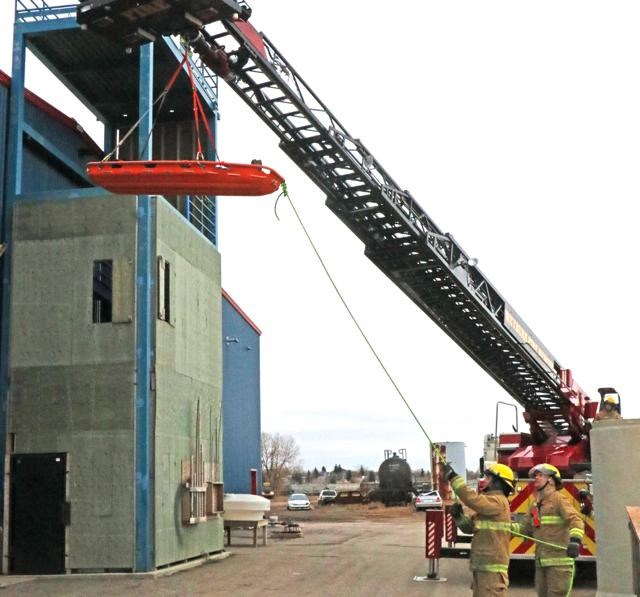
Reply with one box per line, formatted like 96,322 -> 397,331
471,570 -> 508,596
534,564 -> 573,597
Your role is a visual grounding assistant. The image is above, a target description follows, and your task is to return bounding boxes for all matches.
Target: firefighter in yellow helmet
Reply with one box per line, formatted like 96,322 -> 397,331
511,463 -> 584,596
594,395 -> 621,422
445,462 -> 514,596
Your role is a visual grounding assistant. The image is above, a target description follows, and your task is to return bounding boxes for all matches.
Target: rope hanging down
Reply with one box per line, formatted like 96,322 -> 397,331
275,183 -> 446,465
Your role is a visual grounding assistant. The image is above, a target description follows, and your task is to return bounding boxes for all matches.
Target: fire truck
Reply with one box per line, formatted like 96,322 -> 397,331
77,0 -> 619,564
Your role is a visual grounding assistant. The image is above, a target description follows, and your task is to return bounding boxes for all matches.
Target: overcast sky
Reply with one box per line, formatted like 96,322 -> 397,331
2,1 -> 639,473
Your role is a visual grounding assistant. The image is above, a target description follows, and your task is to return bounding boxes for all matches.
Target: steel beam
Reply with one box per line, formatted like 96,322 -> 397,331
0,20 -> 27,535
135,41 -> 154,573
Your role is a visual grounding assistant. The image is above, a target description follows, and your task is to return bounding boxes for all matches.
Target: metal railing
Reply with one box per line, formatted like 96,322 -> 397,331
163,36 -> 219,114
16,1 -> 78,22
186,195 -> 217,245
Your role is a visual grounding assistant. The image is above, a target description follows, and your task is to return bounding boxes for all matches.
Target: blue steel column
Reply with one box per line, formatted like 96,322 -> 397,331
135,42 -> 154,572
0,21 -> 26,518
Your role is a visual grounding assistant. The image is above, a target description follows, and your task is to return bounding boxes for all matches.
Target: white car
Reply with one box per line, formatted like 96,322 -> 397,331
414,490 -> 443,511
287,493 -> 311,510
317,489 -> 338,505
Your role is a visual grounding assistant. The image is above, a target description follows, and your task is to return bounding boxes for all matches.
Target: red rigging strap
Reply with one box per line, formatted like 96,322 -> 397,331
87,160 -> 284,196
185,54 -> 215,159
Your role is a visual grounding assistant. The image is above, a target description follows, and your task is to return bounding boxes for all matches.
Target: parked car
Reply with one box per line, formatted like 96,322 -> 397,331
262,481 -> 275,499
334,490 -> 362,505
287,493 -> 311,510
317,489 -> 338,505
414,490 -> 443,511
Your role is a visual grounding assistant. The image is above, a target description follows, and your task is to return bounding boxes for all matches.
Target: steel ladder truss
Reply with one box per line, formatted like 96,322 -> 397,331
198,18 -> 589,443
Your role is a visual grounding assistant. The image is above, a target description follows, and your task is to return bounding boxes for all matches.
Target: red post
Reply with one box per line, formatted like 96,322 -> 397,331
250,468 -> 258,495
425,509 -> 443,559
424,509 -> 444,579
444,505 -> 458,543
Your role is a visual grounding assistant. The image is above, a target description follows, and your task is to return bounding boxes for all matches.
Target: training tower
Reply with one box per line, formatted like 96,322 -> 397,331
0,0 -> 253,573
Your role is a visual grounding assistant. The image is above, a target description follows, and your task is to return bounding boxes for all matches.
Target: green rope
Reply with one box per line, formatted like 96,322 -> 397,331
510,529 -> 564,550
511,529 -> 576,595
276,183 -> 446,465
567,565 -> 576,596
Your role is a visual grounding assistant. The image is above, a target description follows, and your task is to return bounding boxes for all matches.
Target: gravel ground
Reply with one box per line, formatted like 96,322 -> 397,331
0,498 -> 596,596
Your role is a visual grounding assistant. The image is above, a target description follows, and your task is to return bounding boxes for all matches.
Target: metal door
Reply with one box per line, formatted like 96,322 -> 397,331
9,453 -> 67,574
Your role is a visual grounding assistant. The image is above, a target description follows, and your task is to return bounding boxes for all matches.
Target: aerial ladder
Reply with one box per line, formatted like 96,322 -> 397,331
77,0 -> 619,561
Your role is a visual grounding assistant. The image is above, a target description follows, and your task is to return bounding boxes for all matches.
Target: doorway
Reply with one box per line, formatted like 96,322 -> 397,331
9,453 -> 67,574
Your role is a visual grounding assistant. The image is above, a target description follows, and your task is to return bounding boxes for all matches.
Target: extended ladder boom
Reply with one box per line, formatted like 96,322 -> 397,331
196,18 -> 593,442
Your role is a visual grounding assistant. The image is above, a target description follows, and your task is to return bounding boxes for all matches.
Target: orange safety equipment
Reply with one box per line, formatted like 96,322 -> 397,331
87,160 -> 284,197
531,505 -> 541,528
529,463 -> 562,488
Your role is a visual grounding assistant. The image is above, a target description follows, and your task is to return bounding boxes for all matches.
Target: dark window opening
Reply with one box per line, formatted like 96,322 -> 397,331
93,260 -> 113,323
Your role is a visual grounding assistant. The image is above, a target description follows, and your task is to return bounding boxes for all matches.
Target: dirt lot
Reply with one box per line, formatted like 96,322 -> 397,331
0,497 -> 596,596
271,495 -> 425,522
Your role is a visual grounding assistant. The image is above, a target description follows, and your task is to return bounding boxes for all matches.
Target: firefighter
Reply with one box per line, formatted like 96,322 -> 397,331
445,462 -> 514,596
511,463 -> 584,596
594,395 -> 621,421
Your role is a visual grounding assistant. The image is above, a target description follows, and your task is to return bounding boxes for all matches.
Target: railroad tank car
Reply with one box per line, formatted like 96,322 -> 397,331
377,452 -> 414,506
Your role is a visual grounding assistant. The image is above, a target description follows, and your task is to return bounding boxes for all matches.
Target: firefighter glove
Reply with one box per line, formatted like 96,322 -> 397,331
450,503 -> 464,518
566,537 -> 581,559
443,462 -> 457,481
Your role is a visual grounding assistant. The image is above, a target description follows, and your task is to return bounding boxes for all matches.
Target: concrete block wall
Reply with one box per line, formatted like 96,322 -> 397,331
7,196 -> 138,570
592,418 -> 640,597
153,199 -> 224,566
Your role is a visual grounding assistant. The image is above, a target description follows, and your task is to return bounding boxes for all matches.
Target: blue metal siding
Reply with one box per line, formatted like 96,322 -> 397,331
21,101 -> 100,193
0,81 -> 8,230
222,297 -> 262,494
0,80 -> 100,196
21,145 -> 81,193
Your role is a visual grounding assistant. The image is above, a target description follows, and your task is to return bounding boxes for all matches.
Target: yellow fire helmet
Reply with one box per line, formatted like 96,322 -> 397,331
485,463 -> 515,493
528,463 -> 562,488
604,395 -> 617,405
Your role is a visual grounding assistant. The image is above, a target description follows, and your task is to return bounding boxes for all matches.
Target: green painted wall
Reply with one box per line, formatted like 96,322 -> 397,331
8,196 -> 138,570
153,199 -> 224,567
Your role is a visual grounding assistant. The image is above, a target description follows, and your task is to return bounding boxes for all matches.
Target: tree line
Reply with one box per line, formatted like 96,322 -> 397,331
261,432 -> 443,494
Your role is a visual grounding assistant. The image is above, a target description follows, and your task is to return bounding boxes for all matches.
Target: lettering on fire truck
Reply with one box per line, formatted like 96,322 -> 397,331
503,308 -> 555,372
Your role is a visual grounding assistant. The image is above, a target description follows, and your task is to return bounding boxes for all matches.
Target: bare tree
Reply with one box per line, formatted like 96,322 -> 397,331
261,432 -> 301,494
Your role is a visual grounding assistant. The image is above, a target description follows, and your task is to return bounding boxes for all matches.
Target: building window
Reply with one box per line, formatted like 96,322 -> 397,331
163,260 -> 171,323
158,256 -> 172,323
93,260 -> 113,323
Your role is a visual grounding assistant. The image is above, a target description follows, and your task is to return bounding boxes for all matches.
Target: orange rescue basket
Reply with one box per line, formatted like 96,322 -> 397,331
87,160 -> 284,196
